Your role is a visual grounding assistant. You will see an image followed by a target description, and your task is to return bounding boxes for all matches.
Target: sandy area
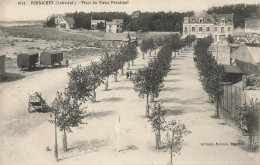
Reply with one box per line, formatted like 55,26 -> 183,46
0,47 -> 259,165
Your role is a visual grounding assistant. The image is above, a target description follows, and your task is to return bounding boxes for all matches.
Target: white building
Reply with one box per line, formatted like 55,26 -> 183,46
106,19 -> 123,33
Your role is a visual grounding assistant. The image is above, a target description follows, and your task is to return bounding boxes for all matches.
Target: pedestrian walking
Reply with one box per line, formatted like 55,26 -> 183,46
126,72 -> 129,79
129,71 -> 132,77
65,59 -> 69,68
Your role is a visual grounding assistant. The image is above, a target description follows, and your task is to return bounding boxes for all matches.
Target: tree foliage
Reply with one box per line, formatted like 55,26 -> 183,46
46,17 -> 56,27
227,34 -> 235,44
163,120 -> 191,165
235,99 -> 259,151
148,103 -> 167,149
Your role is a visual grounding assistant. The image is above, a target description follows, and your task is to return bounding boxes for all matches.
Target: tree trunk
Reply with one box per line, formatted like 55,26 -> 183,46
105,77 -> 109,91
62,129 -> 68,152
114,73 -> 118,82
155,133 -> 159,149
158,129 -> 161,149
131,60 -> 134,66
150,93 -> 154,102
149,51 -> 151,57
155,48 -> 156,55
216,98 -> 220,118
170,147 -> 173,165
127,62 -> 130,70
145,94 -> 149,117
142,53 -> 144,59
92,89 -> 96,102
121,67 -> 124,75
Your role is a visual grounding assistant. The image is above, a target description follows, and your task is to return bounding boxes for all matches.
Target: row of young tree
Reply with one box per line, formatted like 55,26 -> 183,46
194,36 -> 259,152
49,42 -> 138,155
140,34 -> 196,59
131,34 -> 193,164
193,36 -> 224,117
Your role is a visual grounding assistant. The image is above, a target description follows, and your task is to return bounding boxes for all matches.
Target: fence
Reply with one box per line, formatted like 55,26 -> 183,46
219,84 -> 246,134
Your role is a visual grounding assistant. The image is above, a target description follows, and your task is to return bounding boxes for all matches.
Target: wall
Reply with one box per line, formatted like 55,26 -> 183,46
0,55 -> 5,75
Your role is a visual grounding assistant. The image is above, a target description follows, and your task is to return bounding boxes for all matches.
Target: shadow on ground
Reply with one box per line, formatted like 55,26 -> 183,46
113,86 -> 133,90
60,139 -> 110,161
159,97 -> 207,105
161,87 -> 183,92
101,97 -> 123,102
88,110 -> 116,119
164,79 -> 182,83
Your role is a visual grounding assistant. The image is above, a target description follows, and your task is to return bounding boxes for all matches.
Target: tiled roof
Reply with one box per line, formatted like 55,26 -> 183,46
64,17 -> 74,25
185,11 -> 233,25
245,19 -> 260,30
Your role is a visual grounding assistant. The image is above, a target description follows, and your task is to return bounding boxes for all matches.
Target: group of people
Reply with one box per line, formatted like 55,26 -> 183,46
126,71 -> 133,79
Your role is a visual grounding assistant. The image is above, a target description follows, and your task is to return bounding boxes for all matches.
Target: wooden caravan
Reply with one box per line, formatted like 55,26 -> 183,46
40,52 -> 63,67
0,55 -> 5,75
17,53 -> 39,70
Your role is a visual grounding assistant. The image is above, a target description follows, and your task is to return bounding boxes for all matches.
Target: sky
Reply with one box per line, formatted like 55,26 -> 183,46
0,0 -> 259,21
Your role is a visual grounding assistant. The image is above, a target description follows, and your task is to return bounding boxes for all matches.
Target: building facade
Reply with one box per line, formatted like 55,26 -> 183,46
47,14 -> 74,29
106,19 -> 123,33
183,11 -> 234,44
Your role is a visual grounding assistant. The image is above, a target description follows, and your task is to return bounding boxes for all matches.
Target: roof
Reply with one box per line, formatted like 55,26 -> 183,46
185,11 -> 233,25
91,20 -> 105,24
230,44 -> 260,65
245,19 -> 260,30
64,17 -> 74,25
210,13 -> 233,25
102,33 -> 130,41
223,65 -> 244,74
106,19 -> 124,25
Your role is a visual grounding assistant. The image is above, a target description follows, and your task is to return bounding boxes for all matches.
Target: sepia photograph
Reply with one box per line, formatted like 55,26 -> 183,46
0,0 -> 260,164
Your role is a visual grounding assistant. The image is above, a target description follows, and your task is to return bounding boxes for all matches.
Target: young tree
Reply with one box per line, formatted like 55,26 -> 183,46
163,120 -> 191,165
227,34 -> 235,44
50,89 -> 88,151
146,38 -> 155,57
236,99 -> 259,151
67,64 -> 93,102
120,45 -> 132,70
131,67 -> 153,117
100,52 -> 114,91
128,43 -> 138,66
86,61 -> 104,101
110,53 -> 121,82
140,39 -> 149,59
154,37 -> 163,55
148,103 -> 167,149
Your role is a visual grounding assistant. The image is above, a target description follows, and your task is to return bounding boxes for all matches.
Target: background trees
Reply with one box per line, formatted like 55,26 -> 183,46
46,17 -> 56,27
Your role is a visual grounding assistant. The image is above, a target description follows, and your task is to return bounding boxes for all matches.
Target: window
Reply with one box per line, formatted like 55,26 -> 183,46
184,27 -> 187,33
221,18 -> 225,25
199,27 -> 202,32
109,25 -> 112,28
192,27 -> 195,31
192,19 -> 195,22
221,27 -> 224,33
109,29 -> 112,33
215,27 -> 217,31
206,27 -> 210,31
199,18 -> 203,23
117,25 -> 120,28
228,27 -> 231,31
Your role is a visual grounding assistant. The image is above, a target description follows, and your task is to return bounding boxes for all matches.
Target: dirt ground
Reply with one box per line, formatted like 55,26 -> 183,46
0,46 -> 259,165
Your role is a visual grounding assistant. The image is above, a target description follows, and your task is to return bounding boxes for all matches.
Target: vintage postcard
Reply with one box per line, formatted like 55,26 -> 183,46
0,0 -> 260,164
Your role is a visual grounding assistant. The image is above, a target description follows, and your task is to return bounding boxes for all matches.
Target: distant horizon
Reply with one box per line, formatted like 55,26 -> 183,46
0,0 -> 259,21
